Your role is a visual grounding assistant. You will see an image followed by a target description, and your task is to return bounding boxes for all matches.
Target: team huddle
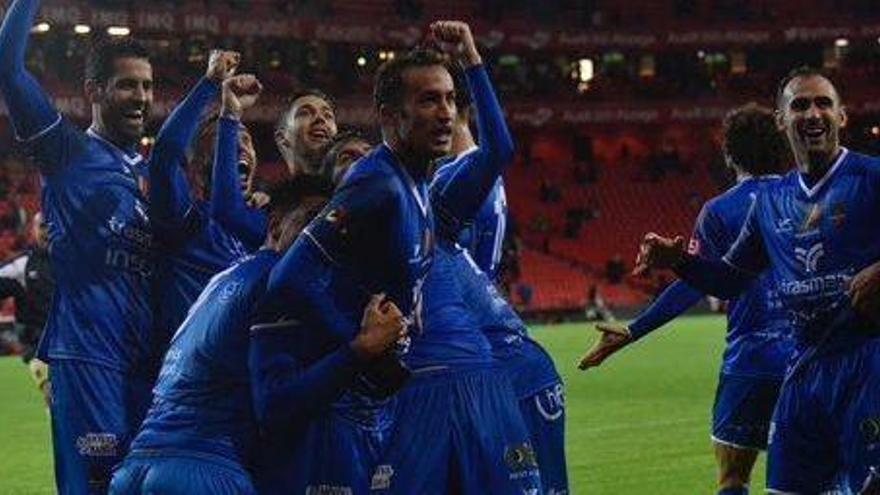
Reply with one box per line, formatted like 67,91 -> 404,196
3,0 -> 880,494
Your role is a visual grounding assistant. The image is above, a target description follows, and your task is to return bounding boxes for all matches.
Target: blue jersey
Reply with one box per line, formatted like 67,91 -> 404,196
457,177 -> 507,280
149,83 -> 251,356
132,249 -> 278,466
723,149 -> 880,364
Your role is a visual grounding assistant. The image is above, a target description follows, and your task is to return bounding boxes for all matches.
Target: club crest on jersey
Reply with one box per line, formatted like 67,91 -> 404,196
794,242 -> 824,273
831,202 -> 846,229
325,207 -> 349,235
504,442 -> 539,479
860,418 -> 880,444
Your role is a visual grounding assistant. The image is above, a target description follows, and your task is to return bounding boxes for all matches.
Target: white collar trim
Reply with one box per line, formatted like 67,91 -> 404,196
86,127 -> 143,166
798,147 -> 848,198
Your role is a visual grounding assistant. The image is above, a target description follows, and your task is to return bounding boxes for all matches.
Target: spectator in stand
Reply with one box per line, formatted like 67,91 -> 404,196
606,253 -> 626,284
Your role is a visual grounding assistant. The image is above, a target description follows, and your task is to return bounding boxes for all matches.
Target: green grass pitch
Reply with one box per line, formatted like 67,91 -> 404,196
0,314 -> 767,494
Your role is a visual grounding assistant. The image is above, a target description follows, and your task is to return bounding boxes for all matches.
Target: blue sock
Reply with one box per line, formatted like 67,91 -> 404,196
717,487 -> 748,495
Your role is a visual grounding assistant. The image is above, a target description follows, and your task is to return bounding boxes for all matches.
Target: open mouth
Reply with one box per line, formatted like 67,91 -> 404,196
432,127 -> 453,146
801,122 -> 827,141
308,127 -> 331,143
123,109 -> 145,126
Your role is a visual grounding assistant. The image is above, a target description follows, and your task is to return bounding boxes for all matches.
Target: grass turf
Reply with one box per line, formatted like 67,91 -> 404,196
0,314 -> 765,494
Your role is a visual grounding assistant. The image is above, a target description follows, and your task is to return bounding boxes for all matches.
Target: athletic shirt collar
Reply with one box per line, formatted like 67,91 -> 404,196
86,126 -> 144,178
797,147 -> 848,198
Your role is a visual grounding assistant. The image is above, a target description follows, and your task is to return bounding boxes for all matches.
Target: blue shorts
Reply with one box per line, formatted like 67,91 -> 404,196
767,338 -> 880,494
254,408 -> 391,495
711,373 -> 782,451
50,360 -> 153,495
374,366 -> 542,495
520,381 -> 568,494
109,450 -> 256,495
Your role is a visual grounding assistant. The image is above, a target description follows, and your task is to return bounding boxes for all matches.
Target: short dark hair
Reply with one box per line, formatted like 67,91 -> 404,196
86,38 -> 151,85
321,130 -> 371,173
276,89 -> 337,131
722,102 -> 788,176
775,65 -> 838,110
374,49 -> 449,111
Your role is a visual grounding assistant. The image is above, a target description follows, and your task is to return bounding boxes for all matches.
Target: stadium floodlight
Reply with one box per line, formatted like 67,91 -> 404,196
873,126 -> 880,137
356,56 -> 367,67
578,58 -> 594,83
835,38 -> 849,48
107,26 -> 131,37
73,24 -> 91,35
30,22 -> 50,34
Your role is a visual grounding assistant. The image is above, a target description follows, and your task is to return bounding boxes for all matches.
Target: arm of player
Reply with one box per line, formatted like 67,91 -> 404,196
628,281 -> 705,340
249,294 -> 406,433
0,0 -> 62,151
209,75 -> 267,250
149,50 -> 237,230
430,22 -> 514,238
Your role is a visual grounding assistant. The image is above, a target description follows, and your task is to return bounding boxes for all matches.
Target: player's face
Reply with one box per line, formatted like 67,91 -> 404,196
279,95 -> 337,165
275,195 -> 329,251
31,212 -> 48,248
98,57 -> 154,145
396,65 -> 456,159
238,125 -> 258,195
331,138 -> 372,186
778,75 -> 846,163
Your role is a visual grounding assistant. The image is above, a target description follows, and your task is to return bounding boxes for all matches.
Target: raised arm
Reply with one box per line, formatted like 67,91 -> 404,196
149,50 -> 237,233
0,0 -> 62,151
209,75 -> 267,250
248,294 -> 405,434
430,21 -> 515,239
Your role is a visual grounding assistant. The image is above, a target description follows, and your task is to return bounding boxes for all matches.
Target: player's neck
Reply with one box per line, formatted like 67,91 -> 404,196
385,141 -> 430,182
89,121 -> 136,152
797,145 -> 842,187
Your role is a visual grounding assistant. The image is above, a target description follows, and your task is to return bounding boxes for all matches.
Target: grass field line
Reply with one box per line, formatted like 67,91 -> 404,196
579,415 -> 705,433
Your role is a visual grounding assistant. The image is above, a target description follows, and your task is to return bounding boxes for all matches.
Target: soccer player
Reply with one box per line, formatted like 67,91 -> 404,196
149,55 -> 261,359
580,103 -> 793,495
633,67 -> 880,493
248,46 -> 451,494
375,21 -> 542,494
274,89 -> 338,178
0,211 -> 53,405
0,1 -> 164,491
323,131 -> 373,186
110,176 -> 406,495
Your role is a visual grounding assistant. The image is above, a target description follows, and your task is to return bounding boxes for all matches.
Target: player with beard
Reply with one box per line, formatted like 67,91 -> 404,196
248,47 -> 452,494
0,0 -> 193,491
374,22 -> 543,494
110,175 -> 406,495
634,67 -> 880,493
323,131 -> 373,186
274,89 -> 338,178
580,103 -> 793,495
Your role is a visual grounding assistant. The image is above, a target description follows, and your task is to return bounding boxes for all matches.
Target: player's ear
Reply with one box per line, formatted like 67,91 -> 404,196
838,105 -> 848,129
84,78 -> 102,104
274,128 -> 290,148
774,109 -> 786,132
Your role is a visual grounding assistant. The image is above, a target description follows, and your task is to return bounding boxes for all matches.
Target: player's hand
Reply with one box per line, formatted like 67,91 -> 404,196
206,49 -> 241,82
352,294 -> 408,360
577,322 -> 632,370
246,191 -> 271,209
429,20 -> 482,67
633,233 -> 685,276
850,261 -> 880,324
221,74 -> 263,120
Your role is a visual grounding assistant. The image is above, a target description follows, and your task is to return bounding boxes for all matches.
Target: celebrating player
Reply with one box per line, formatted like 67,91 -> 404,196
323,131 -> 373,186
580,103 -> 793,495
248,45 -> 452,493
0,0 -> 163,491
633,67 -> 880,493
375,21 -> 542,494
275,89 -> 338,178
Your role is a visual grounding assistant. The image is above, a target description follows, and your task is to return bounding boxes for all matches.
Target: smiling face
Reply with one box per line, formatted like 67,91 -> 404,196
777,74 -> 846,173
92,57 -> 154,147
276,94 -> 338,176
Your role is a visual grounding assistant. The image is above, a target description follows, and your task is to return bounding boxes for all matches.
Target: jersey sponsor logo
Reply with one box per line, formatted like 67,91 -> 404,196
305,485 -> 352,495
504,442 -> 539,480
779,272 -> 849,299
76,433 -> 118,457
794,243 -> 824,273
774,218 -> 795,234
370,464 -> 394,490
535,382 -> 566,421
